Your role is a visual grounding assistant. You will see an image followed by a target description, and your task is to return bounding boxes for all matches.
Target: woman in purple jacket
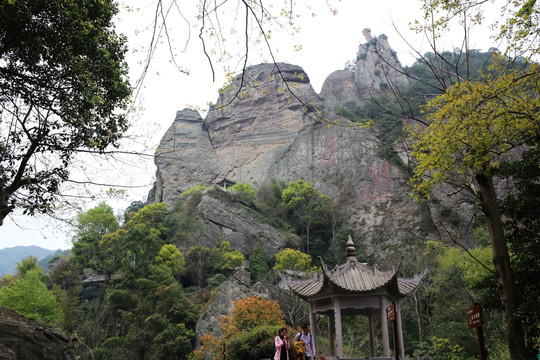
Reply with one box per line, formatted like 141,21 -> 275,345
274,327 -> 290,360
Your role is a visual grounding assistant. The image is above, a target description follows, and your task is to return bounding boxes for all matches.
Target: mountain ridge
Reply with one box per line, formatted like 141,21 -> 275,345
0,246 -> 64,276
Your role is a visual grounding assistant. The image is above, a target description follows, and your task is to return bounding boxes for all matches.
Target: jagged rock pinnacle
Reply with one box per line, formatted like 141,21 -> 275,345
362,28 -> 372,42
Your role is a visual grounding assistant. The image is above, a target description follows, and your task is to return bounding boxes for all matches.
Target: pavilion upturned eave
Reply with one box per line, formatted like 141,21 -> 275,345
282,260 -> 423,300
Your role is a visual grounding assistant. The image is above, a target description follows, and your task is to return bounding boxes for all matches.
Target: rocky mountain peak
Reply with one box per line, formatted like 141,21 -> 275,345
320,29 -> 409,109
149,32 -> 475,265
362,28 -> 373,42
149,63 -> 323,205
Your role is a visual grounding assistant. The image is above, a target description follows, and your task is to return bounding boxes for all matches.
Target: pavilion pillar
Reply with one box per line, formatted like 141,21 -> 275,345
379,296 -> 391,357
368,309 -> 377,357
333,297 -> 343,358
396,301 -> 405,357
309,301 -> 317,352
328,313 -> 335,356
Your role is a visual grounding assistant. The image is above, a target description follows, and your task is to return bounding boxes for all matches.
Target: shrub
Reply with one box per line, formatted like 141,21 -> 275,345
232,182 -> 256,204
228,325 -> 282,360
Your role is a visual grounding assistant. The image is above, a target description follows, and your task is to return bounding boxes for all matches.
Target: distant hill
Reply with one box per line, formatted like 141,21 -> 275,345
0,246 -> 67,276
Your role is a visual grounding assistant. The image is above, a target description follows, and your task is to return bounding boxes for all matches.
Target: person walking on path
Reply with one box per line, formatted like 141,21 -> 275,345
295,323 -> 316,360
275,327 -> 290,360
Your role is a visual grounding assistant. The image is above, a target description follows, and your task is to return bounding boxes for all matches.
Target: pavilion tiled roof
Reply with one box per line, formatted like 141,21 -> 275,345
284,273 -> 324,298
324,260 -> 395,292
281,236 -> 424,300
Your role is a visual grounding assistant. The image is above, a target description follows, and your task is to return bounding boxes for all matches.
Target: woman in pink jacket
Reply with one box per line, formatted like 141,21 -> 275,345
274,327 -> 290,360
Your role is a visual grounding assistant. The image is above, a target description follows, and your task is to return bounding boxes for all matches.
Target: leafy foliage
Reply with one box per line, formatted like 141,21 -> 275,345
0,0 -> 131,224
430,337 -> 468,360
155,244 -> 185,275
195,296 -> 285,360
181,184 -> 208,198
72,202 -> 120,270
249,243 -> 270,281
15,256 -> 41,277
232,182 -> 257,204
500,148 -> 540,351
417,242 -> 505,358
124,201 -> 145,223
184,241 -> 244,287
0,268 -> 62,325
273,248 -> 318,275
228,325 -> 282,360
407,56 -> 538,358
410,61 -> 539,198
282,180 -> 331,254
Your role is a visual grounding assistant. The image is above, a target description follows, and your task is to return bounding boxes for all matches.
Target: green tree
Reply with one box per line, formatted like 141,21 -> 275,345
184,241 -> 244,287
431,337 -> 468,360
218,241 -> 245,271
51,284 -> 81,330
16,256 -> 40,277
45,256 -> 81,331
184,245 -> 213,287
232,182 -> 256,204
164,201 -> 205,244
124,201 -> 144,223
98,228 -> 128,280
72,202 -> 120,270
195,296 -> 285,360
420,242 -> 500,356
97,245 -> 196,359
0,0 -> 131,225
227,325 -> 283,360
410,61 -> 538,359
273,248 -> 317,275
181,184 -> 208,198
249,243 -> 270,281
119,203 -> 169,277
380,0 -> 540,356
155,244 -> 185,275
125,202 -> 168,235
282,180 -> 330,254
0,268 -> 63,325
255,179 -> 288,228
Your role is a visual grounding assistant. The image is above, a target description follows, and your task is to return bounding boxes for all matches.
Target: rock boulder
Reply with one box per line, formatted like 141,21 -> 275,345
0,307 -> 76,360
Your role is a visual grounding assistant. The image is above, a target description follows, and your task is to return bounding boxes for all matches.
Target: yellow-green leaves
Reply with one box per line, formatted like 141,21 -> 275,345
273,248 -> 319,274
410,62 -> 540,199
155,244 -> 185,274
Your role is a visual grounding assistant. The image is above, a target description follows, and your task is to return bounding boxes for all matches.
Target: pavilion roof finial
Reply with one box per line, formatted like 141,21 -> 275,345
346,235 -> 357,262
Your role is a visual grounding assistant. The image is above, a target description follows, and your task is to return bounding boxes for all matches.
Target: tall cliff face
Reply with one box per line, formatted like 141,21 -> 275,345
149,63 -> 321,202
149,37 -> 441,261
149,109 -> 220,203
204,63 -> 322,186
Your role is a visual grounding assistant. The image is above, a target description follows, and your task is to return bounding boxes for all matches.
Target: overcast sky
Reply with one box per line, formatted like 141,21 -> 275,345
1,0 -> 500,250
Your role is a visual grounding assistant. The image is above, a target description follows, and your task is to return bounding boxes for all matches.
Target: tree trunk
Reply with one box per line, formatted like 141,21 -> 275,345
475,173 -> 528,359
413,287 -> 423,342
305,222 -> 312,255
0,186 -> 14,226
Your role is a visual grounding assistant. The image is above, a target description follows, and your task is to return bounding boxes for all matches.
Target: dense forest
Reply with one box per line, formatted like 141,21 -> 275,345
1,155 -> 538,359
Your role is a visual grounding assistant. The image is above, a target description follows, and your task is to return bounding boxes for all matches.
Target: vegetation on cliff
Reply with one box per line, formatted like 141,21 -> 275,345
2,174 -> 535,358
